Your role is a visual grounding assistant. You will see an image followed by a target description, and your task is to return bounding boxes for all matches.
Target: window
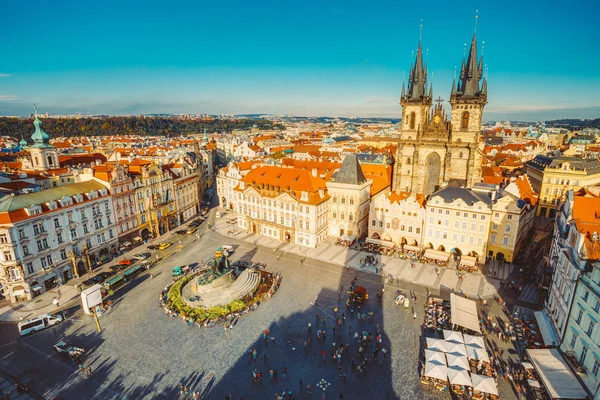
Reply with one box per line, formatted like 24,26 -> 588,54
350,198 -> 354,205
587,320 -> 595,337
3,251 -> 12,261
22,245 -> 30,256
580,346 -> 588,365
26,262 -> 34,274
54,218 -> 60,228
349,213 -> 353,221
576,309 -> 583,324
416,227 -> 420,234
461,111 -> 469,129
378,221 -> 383,228
60,249 -> 67,260
584,291 -> 590,301
503,237 -> 509,246
333,211 -> 337,219
593,360 -> 600,377
507,214 -> 513,220
18,229 -> 25,239
409,112 -> 416,129
491,235 -> 496,243
70,228 -> 77,241
505,224 -> 511,233
594,300 -> 600,313
0,233 -> 8,244
454,221 -> 459,229
480,215 -> 485,220
401,225 -> 405,232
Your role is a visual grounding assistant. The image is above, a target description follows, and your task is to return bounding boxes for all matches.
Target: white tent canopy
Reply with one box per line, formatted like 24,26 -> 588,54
463,334 -> 485,348
447,366 -> 473,386
466,346 -> 490,363
425,349 -> 446,365
426,337 -> 447,353
445,342 -> 468,357
527,349 -> 588,399
446,353 -> 470,370
450,293 -> 481,333
471,374 -> 499,396
424,360 -> 448,380
443,329 -> 464,344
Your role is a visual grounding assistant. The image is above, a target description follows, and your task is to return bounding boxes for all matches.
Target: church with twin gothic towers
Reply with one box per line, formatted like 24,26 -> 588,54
392,29 -> 488,196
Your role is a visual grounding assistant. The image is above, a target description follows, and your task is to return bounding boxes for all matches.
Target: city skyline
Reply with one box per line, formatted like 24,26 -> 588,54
1,0 -> 599,120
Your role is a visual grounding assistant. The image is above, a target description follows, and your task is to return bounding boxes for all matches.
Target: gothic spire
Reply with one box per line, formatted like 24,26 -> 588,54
403,40 -> 429,102
458,33 -> 483,97
401,81 -> 406,98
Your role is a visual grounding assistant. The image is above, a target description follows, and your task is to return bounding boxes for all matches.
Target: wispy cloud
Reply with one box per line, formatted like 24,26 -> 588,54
0,74 -> 12,78
0,95 -> 16,101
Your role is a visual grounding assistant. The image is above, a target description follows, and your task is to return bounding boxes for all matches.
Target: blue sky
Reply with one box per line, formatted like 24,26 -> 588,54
1,0 -> 599,120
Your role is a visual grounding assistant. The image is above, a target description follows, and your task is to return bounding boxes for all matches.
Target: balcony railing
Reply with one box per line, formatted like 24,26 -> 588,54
565,351 -> 587,374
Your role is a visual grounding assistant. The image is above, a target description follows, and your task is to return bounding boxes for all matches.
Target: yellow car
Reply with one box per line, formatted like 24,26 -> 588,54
186,228 -> 197,235
158,242 -> 172,250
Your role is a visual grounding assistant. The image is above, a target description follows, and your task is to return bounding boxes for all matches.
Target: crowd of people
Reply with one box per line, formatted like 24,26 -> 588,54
424,297 -> 450,332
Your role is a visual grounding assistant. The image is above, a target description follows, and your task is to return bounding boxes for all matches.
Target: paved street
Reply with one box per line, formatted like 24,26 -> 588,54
0,213 -> 518,399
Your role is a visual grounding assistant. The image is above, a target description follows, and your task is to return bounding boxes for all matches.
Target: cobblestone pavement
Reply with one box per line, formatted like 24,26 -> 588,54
0,212 -> 519,400
485,260 -> 514,281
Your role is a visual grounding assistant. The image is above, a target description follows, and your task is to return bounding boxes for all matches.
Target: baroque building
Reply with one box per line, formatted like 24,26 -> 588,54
392,33 -> 487,195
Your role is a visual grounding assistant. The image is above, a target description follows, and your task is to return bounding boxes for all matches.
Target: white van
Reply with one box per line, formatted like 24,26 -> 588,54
18,313 -> 63,336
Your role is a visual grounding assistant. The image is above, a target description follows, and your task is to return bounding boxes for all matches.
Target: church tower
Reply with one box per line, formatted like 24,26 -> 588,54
449,33 -> 487,144
28,113 -> 59,171
400,40 -> 431,141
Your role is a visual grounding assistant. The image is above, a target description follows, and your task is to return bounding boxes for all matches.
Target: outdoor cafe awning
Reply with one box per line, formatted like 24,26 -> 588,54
12,289 -> 25,297
450,293 -> 481,333
403,244 -> 420,252
31,285 -> 42,291
423,249 -> 450,262
339,234 -> 356,242
366,237 -> 395,247
534,310 -> 558,347
447,367 -> 472,386
460,255 -> 477,267
527,348 -> 588,399
424,360 -> 447,380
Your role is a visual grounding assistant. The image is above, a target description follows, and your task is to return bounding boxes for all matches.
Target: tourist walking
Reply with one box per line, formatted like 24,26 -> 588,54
283,366 -> 287,378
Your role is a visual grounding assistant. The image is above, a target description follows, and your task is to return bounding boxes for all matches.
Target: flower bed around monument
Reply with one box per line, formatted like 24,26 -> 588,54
159,266 -> 281,327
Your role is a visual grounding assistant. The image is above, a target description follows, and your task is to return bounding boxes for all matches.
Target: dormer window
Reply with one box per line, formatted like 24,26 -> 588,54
301,192 -> 309,201
26,205 -> 42,216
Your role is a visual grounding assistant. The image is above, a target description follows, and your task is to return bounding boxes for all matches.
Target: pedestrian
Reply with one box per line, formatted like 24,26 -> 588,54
316,312 -> 319,321
264,337 -> 268,347
53,327 -> 57,337
307,384 -> 312,393
271,336 -> 276,345
308,322 -> 312,332
252,349 -> 257,361
270,369 -> 274,379
264,354 -> 268,364
349,324 -> 352,332
283,366 -> 287,378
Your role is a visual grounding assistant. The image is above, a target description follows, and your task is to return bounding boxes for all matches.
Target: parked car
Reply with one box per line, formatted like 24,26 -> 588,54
147,244 -> 159,250
118,259 -> 133,266
97,271 -> 114,280
108,264 -> 126,273
158,242 -> 172,250
54,340 -> 85,357
132,253 -> 150,261
186,227 -> 197,234
175,230 -> 187,235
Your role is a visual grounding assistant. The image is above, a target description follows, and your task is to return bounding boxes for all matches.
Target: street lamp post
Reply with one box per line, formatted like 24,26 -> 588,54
316,379 -> 330,400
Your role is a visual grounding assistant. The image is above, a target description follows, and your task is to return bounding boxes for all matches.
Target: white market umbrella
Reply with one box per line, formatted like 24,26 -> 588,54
426,337 -> 447,353
466,346 -> 490,363
463,334 -> 485,348
424,360 -> 448,380
471,374 -> 499,396
446,353 -> 470,370
444,329 -> 465,344
425,349 -> 446,365
445,342 -> 468,357
447,366 -> 473,386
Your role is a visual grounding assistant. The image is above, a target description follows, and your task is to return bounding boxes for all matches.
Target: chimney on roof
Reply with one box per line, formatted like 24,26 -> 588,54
312,168 -> 318,177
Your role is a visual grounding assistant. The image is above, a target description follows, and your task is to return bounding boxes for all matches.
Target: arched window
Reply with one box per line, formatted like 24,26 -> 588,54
332,211 -> 337,218
461,111 -> 469,129
333,196 -> 337,203
341,197 -> 346,204
349,213 -> 353,221
47,156 -> 53,166
349,198 -> 354,205
410,112 -> 416,129
392,218 -> 399,230
341,212 -> 345,220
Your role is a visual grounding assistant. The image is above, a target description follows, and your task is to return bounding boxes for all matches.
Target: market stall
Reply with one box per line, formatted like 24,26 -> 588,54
450,293 -> 481,333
